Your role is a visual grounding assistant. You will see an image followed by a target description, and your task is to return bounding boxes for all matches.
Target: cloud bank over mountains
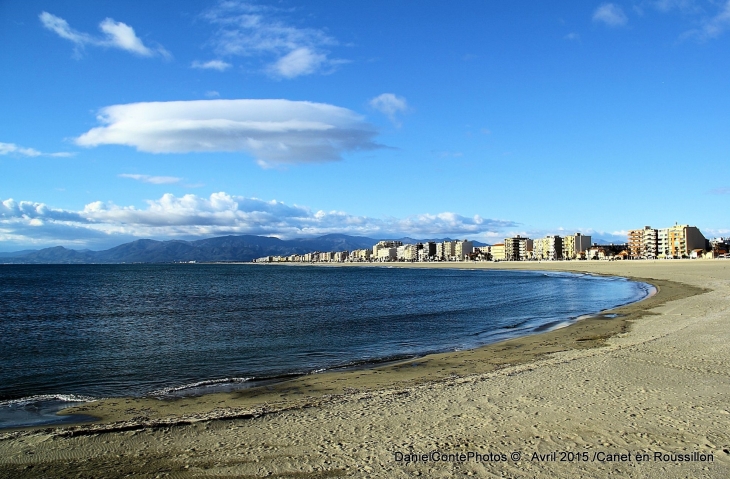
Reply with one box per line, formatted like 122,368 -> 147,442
0,193 -> 517,250
75,99 -> 382,167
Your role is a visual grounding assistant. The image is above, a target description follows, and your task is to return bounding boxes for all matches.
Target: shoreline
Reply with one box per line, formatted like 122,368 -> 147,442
2,260 -> 728,478
1,263 -> 696,433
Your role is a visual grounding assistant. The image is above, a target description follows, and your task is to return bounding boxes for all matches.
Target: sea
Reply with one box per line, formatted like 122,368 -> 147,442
0,264 -> 653,429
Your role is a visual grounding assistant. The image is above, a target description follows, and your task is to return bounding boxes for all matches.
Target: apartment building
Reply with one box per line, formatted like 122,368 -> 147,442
628,226 -> 658,259
373,240 -> 403,258
437,240 -> 457,260
349,249 -> 372,262
562,233 -> 592,260
396,244 -> 419,261
534,236 -> 563,260
419,242 -> 437,261
533,238 -> 545,260
491,243 -> 505,261
377,247 -> 397,261
504,236 -> 533,261
657,224 -> 707,258
454,240 -> 474,260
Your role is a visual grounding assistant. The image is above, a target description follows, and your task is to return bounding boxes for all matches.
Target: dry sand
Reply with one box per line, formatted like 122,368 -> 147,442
1,260 -> 729,478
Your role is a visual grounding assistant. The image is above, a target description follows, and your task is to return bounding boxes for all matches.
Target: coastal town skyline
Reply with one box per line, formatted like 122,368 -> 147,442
255,223 -> 729,263
2,1 -> 729,252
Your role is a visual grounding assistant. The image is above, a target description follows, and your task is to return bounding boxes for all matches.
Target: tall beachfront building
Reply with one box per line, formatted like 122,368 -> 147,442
534,236 -> 563,261
562,233 -> 592,260
349,249 -> 372,262
658,224 -> 707,258
628,226 -> 658,259
438,240 -> 457,260
454,240 -> 474,260
419,242 -> 437,261
629,224 -> 707,259
396,244 -> 419,261
373,240 -> 403,259
504,236 -> 533,261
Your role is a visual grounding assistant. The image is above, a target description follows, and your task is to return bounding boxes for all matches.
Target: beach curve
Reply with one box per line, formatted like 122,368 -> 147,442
1,260 -> 729,478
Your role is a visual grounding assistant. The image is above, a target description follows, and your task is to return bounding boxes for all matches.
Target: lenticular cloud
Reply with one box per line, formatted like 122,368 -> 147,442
75,99 -> 381,166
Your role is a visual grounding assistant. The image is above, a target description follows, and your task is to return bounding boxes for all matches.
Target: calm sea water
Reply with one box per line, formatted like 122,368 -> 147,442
0,264 -> 651,428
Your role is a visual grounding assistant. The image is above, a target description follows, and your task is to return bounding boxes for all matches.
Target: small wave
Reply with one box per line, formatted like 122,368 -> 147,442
0,394 -> 97,408
533,320 -> 572,333
322,354 -> 418,373
150,377 -> 252,397
474,318 -> 531,336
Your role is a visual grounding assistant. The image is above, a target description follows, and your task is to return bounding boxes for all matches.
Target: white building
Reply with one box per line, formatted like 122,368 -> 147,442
534,236 -> 562,260
349,249 -> 372,262
397,244 -> 419,261
373,240 -> 403,259
377,247 -> 397,261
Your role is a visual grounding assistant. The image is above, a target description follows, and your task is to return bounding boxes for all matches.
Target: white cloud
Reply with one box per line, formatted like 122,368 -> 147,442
39,11 -> 93,45
75,99 -> 381,166
0,142 -> 73,158
593,3 -> 629,26
683,0 -> 730,40
98,18 -> 156,56
39,11 -> 169,58
369,93 -> 408,126
191,60 -> 232,71
119,174 -> 182,185
0,193 -> 518,249
205,90 -> 221,98
202,1 -> 344,78
269,47 -> 326,78
651,0 -> 701,14
0,142 -> 41,157
704,227 -> 730,237
564,32 -> 581,41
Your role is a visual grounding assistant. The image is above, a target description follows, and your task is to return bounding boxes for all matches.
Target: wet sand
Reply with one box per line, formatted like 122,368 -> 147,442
1,260 -> 729,478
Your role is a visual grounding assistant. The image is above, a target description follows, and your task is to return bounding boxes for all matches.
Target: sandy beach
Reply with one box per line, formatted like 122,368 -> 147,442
1,260 -> 729,478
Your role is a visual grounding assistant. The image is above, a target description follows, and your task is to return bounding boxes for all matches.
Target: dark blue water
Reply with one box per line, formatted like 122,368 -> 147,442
0,264 -> 651,428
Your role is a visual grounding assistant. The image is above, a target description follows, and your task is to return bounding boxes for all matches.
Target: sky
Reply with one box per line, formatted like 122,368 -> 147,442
1,0 -> 729,251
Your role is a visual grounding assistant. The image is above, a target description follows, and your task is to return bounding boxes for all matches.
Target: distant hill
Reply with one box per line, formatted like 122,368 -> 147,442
0,234 -> 375,264
0,234 -> 489,264
0,250 -> 39,258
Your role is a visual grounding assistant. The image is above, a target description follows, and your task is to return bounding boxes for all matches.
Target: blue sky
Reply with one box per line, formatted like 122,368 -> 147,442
1,0 -> 728,251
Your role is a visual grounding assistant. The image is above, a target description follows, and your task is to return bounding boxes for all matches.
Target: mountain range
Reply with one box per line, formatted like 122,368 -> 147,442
0,234 -> 488,264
